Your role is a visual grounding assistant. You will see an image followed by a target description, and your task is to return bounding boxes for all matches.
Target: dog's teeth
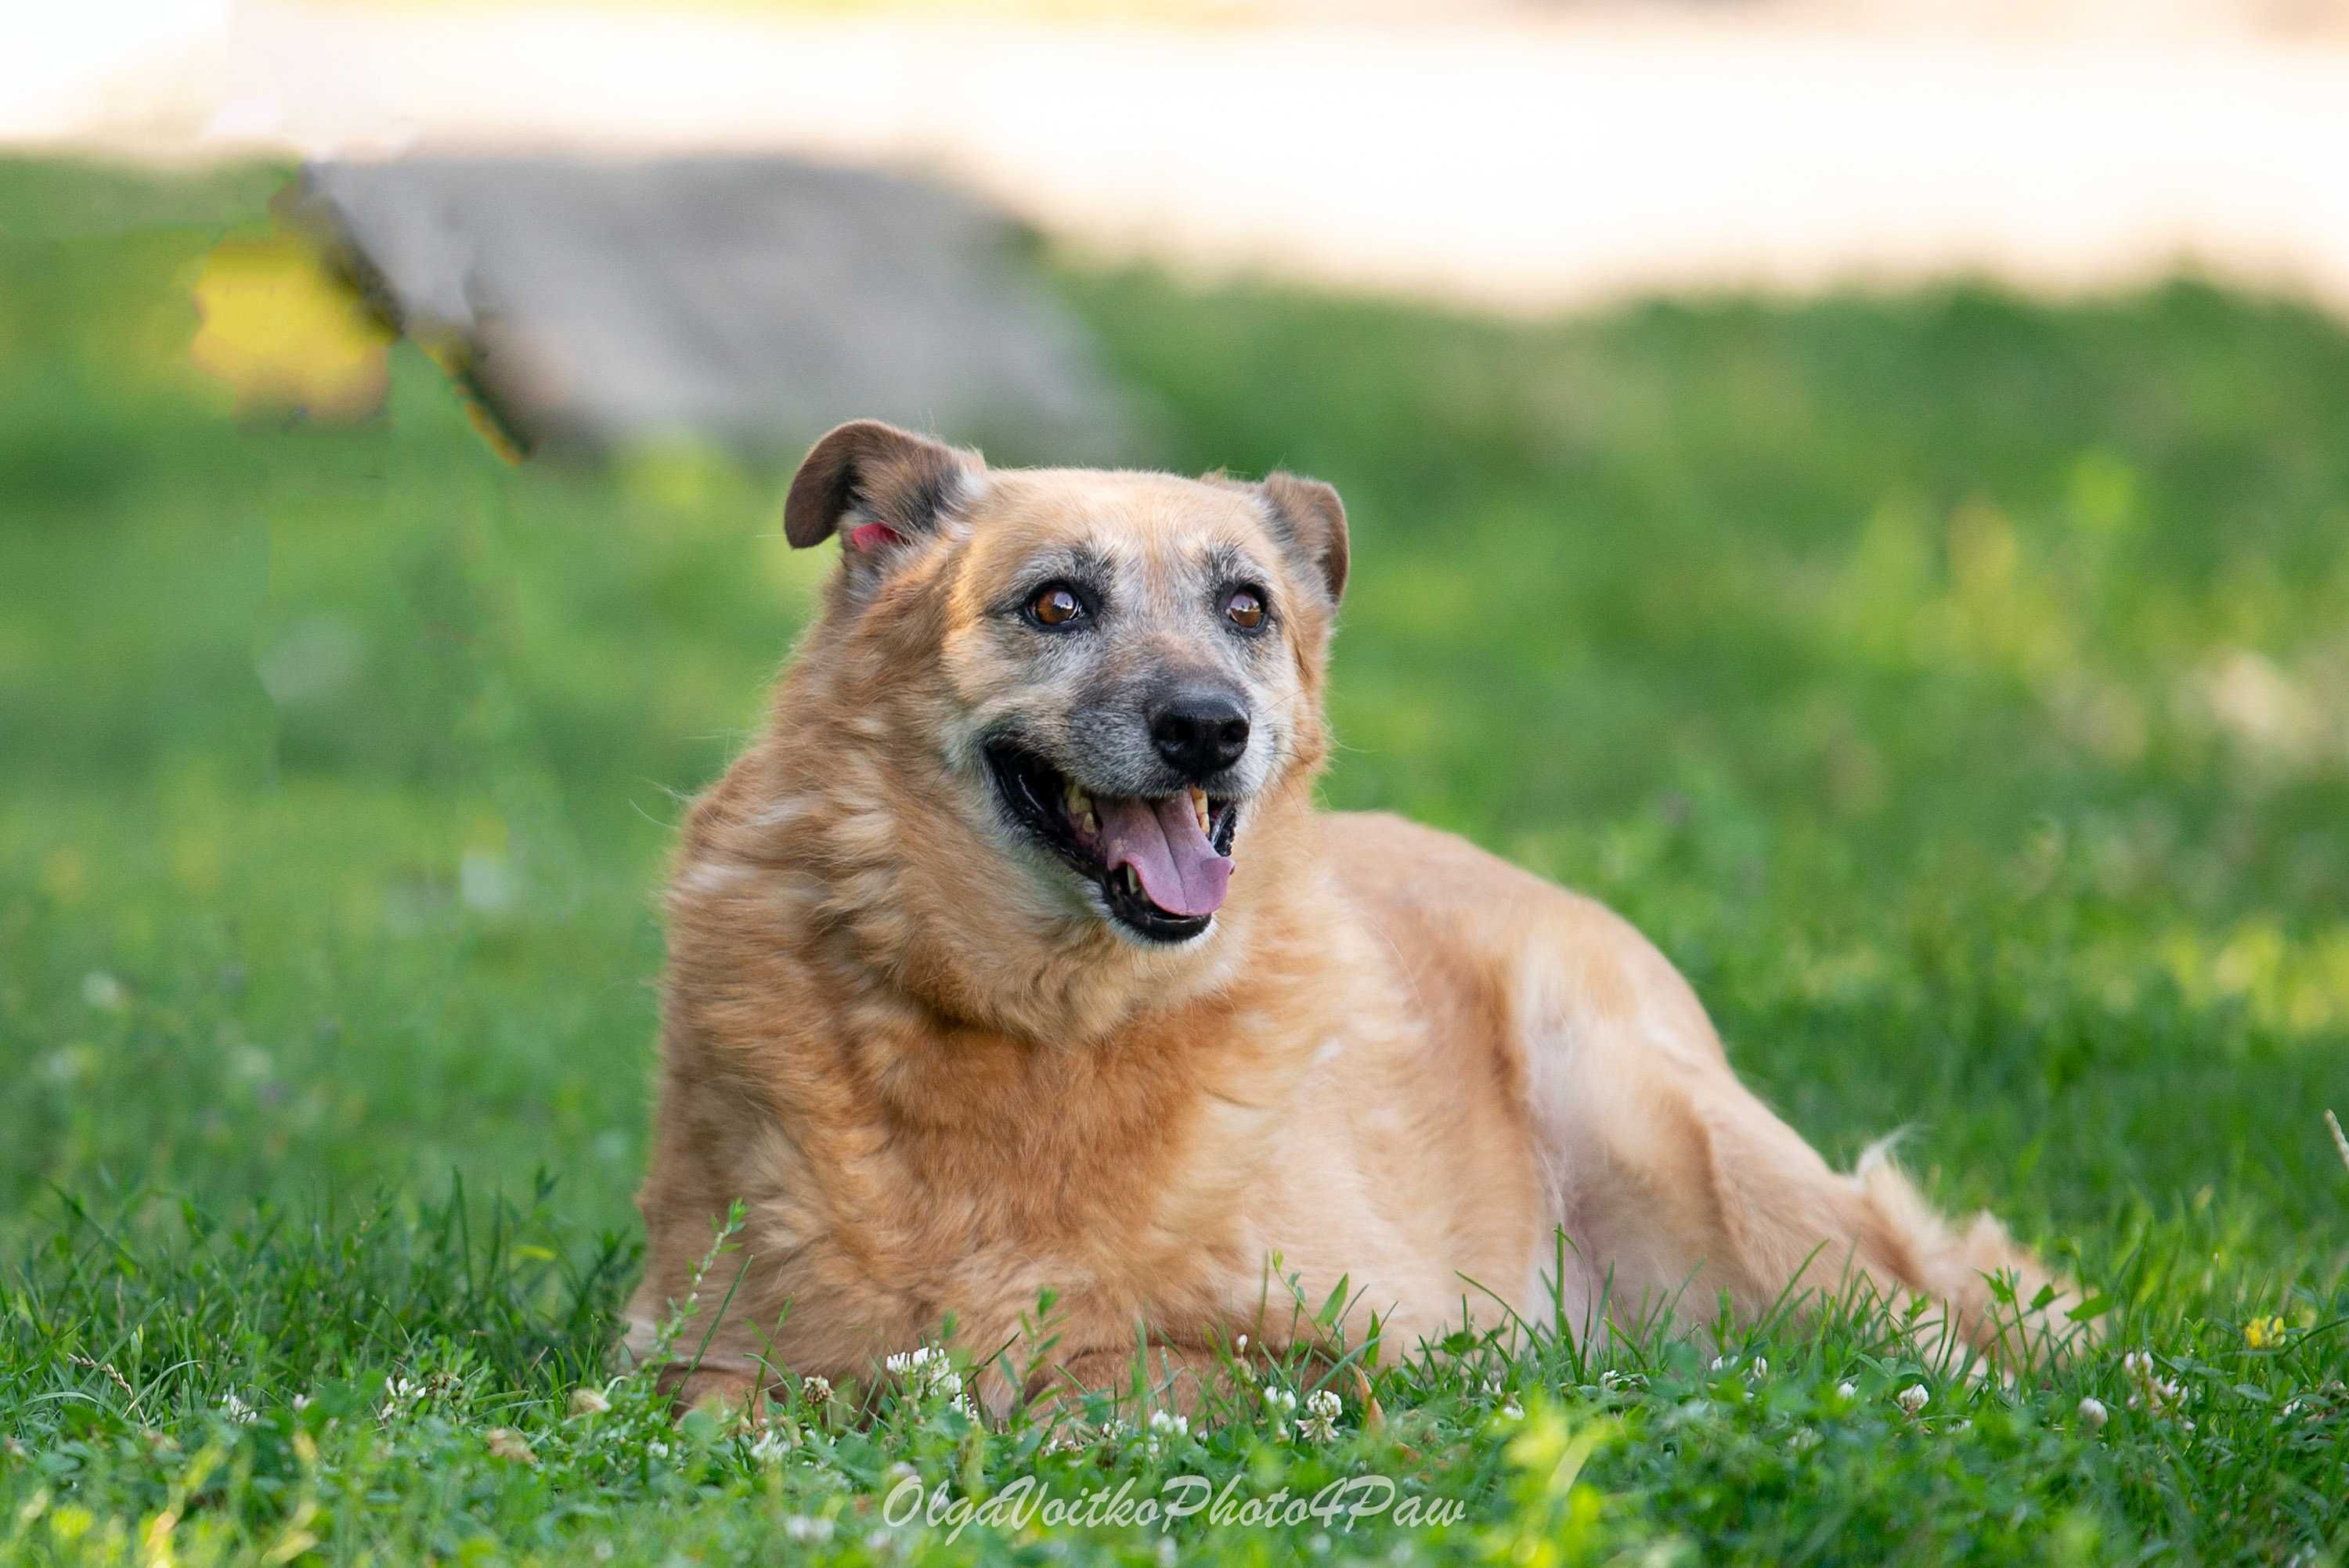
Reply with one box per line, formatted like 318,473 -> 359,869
1123,866 -> 1141,895
1078,810 -> 1097,836
1189,785 -> 1210,834
1065,781 -> 1092,819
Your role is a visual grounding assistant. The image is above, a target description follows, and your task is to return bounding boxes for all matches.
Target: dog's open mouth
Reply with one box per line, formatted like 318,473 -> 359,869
985,741 -> 1239,942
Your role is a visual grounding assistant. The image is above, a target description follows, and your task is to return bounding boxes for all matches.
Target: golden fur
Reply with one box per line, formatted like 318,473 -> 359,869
626,421 -> 2077,1415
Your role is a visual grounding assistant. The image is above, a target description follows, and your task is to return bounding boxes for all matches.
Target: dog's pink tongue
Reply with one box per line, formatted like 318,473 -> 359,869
1097,793 -> 1232,917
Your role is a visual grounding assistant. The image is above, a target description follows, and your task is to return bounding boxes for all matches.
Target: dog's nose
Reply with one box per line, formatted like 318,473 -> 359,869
1149,688 -> 1250,780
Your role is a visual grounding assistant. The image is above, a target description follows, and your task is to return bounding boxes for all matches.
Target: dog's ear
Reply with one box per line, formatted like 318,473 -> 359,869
1259,471 -> 1349,607
783,420 -> 980,558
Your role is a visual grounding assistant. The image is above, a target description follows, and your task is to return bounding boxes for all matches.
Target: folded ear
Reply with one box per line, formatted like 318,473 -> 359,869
783,420 -> 981,556
1259,471 -> 1349,607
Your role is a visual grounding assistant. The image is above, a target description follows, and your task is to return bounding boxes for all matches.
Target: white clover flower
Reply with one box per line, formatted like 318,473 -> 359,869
2120,1350 -> 2191,1425
2077,1396 -> 2108,1429
291,1394 -> 310,1413
1837,1381 -> 1859,1400
1709,1355 -> 1730,1373
783,1516 -> 833,1544
799,1375 -> 833,1408
570,1386 -> 611,1418
1299,1387 -> 1342,1444
748,1429 -> 791,1465
884,1346 -> 963,1402
1896,1384 -> 1929,1416
378,1376 -> 422,1422
1788,1427 -> 1820,1452
222,1393 -> 258,1425
1751,1358 -> 1769,1379
1499,1398 -> 1525,1421
1142,1408 -> 1189,1458
647,1440 -> 672,1461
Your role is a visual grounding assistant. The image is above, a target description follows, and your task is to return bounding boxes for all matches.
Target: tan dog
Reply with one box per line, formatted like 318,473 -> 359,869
625,420 -> 2075,1414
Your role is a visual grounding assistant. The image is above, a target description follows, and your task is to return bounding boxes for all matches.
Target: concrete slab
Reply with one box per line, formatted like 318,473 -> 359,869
292,155 -> 1135,460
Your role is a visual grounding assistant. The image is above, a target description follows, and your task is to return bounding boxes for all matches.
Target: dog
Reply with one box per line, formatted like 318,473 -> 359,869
624,420 -> 2077,1415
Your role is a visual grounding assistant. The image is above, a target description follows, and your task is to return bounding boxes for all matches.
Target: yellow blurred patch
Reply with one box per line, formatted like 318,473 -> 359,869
172,831 -> 226,896
41,848 -> 87,906
189,232 -> 393,420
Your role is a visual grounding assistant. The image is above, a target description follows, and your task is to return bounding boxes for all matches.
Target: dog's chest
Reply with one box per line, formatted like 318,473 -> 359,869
822,1033 -> 1283,1303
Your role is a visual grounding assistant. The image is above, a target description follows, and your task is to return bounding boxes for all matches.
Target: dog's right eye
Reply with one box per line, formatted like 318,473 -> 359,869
1027,583 -> 1088,629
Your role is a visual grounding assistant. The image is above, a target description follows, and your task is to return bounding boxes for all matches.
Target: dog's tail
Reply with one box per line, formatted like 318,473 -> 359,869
1846,1136 -> 2095,1366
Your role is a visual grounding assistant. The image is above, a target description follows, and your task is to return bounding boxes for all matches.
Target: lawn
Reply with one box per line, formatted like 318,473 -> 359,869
2,158 -> 2345,1566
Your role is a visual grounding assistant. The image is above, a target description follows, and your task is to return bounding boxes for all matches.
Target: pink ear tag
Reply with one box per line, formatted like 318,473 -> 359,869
847,522 -> 902,553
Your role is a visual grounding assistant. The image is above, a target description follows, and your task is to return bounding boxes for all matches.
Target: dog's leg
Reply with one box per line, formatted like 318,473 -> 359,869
662,1364 -> 772,1425
1021,1342 -> 1236,1423
1509,908 -> 2080,1368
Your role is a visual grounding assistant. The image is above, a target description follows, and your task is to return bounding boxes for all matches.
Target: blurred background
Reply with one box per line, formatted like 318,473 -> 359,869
4,0 -> 2346,1280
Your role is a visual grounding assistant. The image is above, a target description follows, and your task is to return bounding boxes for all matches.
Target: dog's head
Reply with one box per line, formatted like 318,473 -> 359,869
778,420 -> 1347,965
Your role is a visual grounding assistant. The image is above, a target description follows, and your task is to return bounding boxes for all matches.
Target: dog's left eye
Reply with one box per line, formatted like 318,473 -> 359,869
1224,588 -> 1266,630
1027,583 -> 1088,629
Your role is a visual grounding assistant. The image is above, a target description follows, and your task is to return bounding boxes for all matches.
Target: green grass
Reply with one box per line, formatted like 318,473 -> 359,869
2,157 -> 2345,1565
